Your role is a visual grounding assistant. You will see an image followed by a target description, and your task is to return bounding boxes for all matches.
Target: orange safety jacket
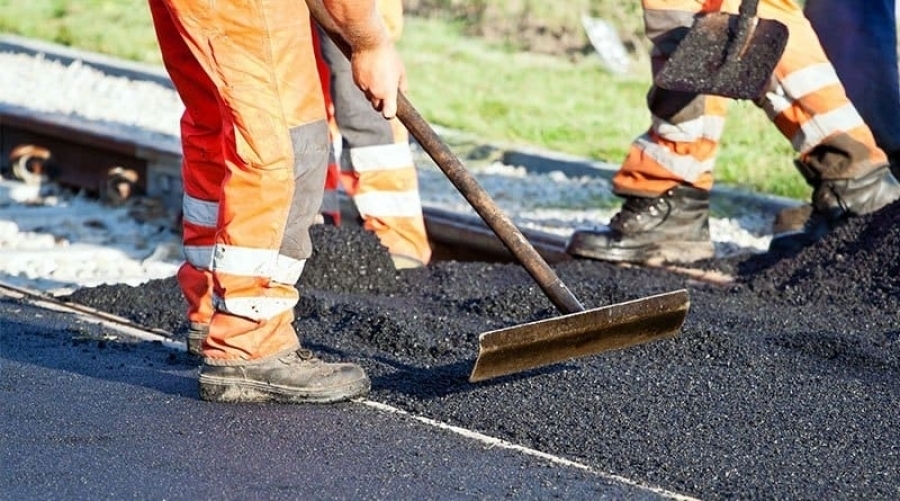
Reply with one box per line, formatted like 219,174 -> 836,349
616,0 -> 887,197
150,0 -> 330,361
313,4 -> 432,266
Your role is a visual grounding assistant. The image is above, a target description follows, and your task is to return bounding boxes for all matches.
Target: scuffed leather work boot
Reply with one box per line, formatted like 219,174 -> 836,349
199,348 -> 370,404
769,164 -> 900,254
566,185 -> 714,264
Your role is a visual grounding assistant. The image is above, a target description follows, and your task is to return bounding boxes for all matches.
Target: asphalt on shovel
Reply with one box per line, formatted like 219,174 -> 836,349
654,0 -> 789,100
311,17 -> 691,383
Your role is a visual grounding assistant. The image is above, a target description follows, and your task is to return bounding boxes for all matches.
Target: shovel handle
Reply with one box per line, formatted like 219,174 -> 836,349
730,0 -> 761,61
308,13 -> 585,315
738,0 -> 760,17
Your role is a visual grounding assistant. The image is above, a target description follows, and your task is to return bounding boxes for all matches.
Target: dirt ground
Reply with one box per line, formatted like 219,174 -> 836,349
405,2 -> 645,59
63,201 -> 900,500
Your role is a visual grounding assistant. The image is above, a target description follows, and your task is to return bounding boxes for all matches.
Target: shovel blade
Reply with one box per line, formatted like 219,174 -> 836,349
654,13 -> 788,100
469,289 -> 690,383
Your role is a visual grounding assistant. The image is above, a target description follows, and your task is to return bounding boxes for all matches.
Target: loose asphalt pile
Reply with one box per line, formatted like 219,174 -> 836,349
61,201 -> 900,500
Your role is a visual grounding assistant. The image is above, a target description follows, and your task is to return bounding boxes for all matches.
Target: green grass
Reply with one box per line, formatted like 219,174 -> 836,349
0,2 -> 807,199
0,0 -> 162,63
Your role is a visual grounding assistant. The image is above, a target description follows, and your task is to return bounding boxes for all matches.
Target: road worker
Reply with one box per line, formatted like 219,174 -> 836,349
314,0 -> 432,270
565,0 -> 900,263
148,0 -> 405,403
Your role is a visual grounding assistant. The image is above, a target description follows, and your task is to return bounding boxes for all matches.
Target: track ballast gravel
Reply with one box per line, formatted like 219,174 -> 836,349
62,200 -> 900,501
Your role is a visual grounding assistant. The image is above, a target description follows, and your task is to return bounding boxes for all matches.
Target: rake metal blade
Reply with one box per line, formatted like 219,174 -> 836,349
469,289 -> 690,383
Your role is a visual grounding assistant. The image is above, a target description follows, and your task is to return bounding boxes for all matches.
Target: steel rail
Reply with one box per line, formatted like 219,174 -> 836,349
0,104 -> 569,264
0,105 -> 736,284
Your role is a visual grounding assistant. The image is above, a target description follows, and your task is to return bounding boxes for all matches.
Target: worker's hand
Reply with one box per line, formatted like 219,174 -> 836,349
309,0 -> 406,117
351,41 -> 407,119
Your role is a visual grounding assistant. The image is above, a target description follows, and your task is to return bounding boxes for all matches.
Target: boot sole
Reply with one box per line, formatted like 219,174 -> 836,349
198,374 -> 371,404
567,238 -> 715,265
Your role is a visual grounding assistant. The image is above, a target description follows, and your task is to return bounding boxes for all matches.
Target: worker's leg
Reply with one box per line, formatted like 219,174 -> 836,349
753,0 -> 900,252
148,0 -> 221,356
567,0 -> 723,264
152,0 -> 369,403
317,23 -> 432,269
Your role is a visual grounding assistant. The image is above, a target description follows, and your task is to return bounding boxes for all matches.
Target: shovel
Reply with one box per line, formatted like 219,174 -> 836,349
654,0 -> 789,100
310,14 -> 691,383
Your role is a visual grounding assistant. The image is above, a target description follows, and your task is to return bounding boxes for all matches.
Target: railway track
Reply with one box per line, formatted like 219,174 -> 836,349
1,99 -> 749,292
0,99 -> 569,265
0,279 -> 184,350
0,100 -> 744,288
0,34 -> 588,267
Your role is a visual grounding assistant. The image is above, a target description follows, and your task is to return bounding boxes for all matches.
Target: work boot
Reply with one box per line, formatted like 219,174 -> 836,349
769,164 -> 900,254
566,185 -> 715,264
185,322 -> 208,357
198,347 -> 370,404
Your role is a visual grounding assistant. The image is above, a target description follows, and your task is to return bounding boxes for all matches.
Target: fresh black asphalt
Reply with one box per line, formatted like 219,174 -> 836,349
1,295 -> 676,501
49,205 -> 900,501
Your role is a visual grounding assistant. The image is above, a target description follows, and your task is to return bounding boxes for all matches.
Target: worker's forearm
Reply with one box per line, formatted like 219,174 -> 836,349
307,0 -> 389,52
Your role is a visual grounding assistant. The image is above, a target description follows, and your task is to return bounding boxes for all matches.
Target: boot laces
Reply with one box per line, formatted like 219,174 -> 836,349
611,195 -> 663,225
281,348 -> 322,367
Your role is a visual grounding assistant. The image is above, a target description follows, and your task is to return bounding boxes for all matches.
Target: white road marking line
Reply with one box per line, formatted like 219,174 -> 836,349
360,398 -> 700,501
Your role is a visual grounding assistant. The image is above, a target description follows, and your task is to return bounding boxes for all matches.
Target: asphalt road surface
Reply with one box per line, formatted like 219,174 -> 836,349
1,293 -> 685,501
46,213 -> 900,501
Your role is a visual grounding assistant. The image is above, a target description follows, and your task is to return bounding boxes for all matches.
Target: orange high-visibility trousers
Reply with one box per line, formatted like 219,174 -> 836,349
614,0 -> 886,197
149,0 -> 330,361
313,3 -> 432,266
